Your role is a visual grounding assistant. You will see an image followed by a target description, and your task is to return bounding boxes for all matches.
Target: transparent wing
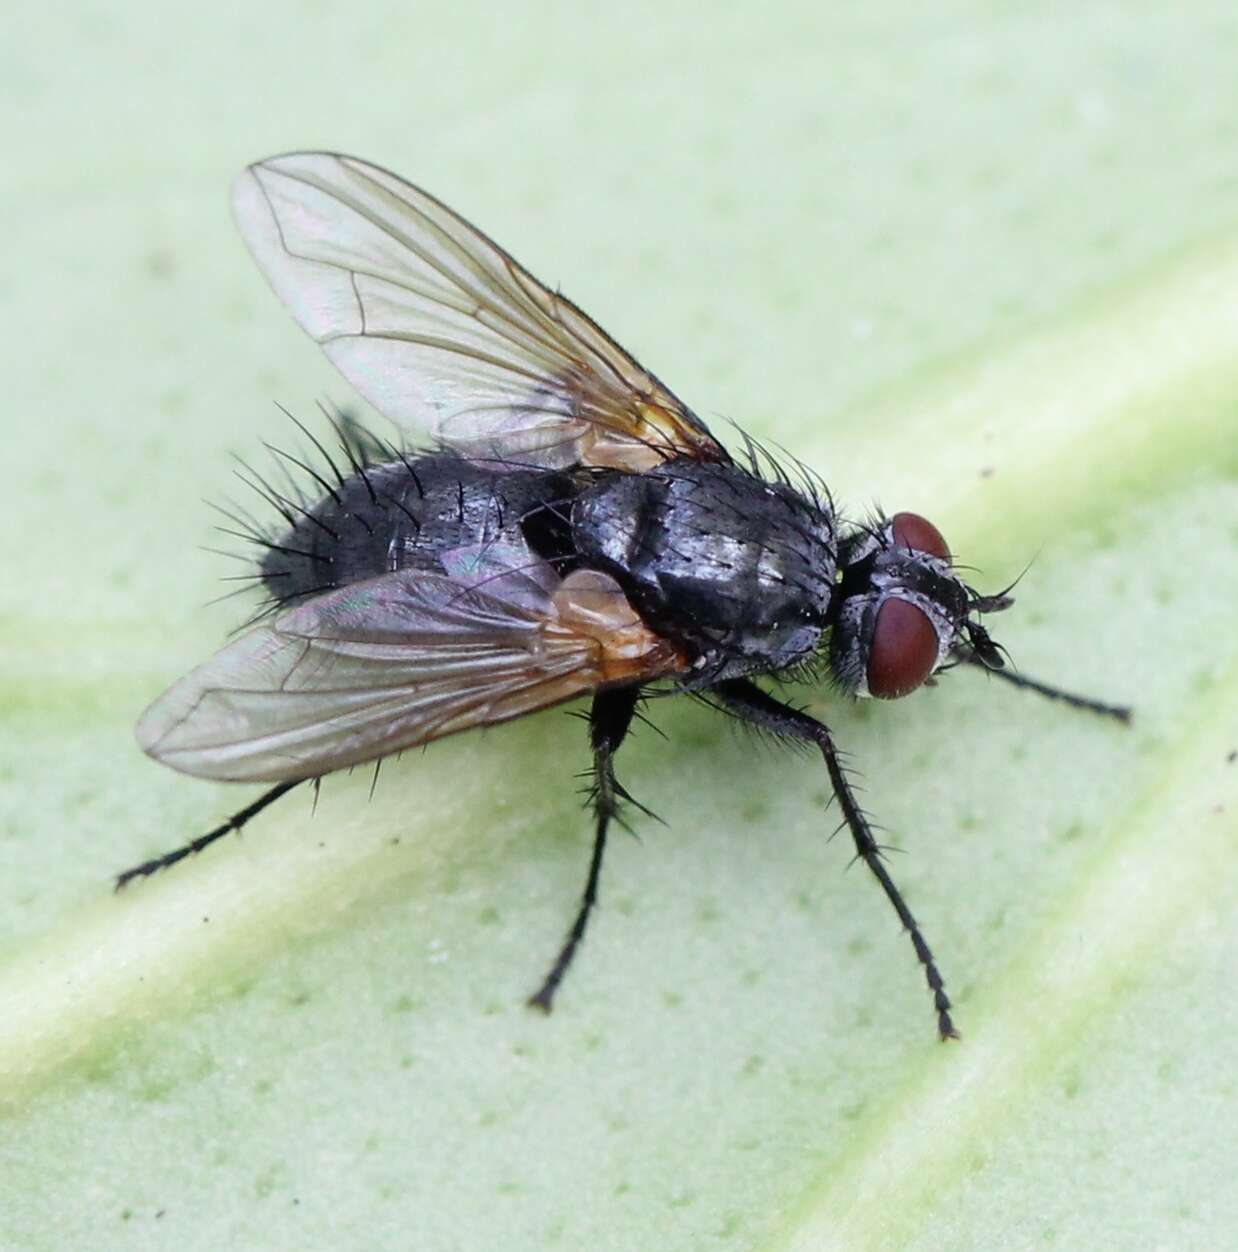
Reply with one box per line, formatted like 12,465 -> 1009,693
136,567 -> 683,784
231,152 -> 727,471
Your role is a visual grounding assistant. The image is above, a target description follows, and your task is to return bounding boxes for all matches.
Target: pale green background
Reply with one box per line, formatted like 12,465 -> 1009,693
3,4 -> 1238,1250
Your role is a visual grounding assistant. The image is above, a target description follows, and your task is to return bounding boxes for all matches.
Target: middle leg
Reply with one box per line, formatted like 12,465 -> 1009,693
528,685 -> 639,1012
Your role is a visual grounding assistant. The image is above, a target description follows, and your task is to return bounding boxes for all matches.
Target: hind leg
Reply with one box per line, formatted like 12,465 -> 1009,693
114,780 -> 305,889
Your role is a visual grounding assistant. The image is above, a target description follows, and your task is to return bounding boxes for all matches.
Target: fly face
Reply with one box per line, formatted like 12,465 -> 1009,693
829,511 -> 1010,700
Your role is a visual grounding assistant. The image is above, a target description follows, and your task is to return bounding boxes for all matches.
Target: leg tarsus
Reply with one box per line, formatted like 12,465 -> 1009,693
114,779 -> 303,890
528,687 -> 638,1012
527,802 -> 610,1013
710,679 -> 958,1041
955,648 -> 1131,723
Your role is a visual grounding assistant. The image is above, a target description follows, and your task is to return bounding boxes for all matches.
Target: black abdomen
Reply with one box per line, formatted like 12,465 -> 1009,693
258,453 -> 576,612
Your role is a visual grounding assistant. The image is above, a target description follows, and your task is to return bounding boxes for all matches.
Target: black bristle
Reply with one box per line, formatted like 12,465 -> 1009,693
206,408 -> 423,624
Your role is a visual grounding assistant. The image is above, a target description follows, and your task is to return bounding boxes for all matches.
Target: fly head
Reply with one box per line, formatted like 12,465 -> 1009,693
829,511 -> 1012,699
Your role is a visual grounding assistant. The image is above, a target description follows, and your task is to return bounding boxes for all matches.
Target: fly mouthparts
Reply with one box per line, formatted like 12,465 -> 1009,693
963,619 -> 1007,671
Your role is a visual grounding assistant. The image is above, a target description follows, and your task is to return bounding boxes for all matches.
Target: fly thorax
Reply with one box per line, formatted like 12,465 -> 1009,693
571,461 -> 837,672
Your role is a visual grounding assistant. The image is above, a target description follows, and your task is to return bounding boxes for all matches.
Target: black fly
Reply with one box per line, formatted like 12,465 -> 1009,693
122,153 -> 1131,1040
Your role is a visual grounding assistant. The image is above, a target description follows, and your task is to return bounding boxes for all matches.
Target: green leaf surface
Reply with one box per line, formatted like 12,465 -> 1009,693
4,5 -> 1237,1249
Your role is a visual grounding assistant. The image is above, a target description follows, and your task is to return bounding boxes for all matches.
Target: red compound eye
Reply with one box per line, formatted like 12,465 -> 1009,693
867,598 -> 939,699
891,511 -> 950,561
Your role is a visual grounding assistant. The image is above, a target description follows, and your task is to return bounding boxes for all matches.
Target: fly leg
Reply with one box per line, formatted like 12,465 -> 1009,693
528,686 -> 639,1012
954,648 -> 1131,722
114,780 -> 305,889
709,678 -> 957,1041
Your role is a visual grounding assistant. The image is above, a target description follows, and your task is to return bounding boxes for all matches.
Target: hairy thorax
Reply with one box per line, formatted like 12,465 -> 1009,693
571,459 -> 837,676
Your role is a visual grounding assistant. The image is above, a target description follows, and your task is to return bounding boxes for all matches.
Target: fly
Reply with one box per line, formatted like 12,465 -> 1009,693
120,153 -> 1131,1040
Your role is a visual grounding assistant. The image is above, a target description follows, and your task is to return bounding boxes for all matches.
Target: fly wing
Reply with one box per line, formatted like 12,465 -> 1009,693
231,152 -> 727,472
136,566 -> 683,784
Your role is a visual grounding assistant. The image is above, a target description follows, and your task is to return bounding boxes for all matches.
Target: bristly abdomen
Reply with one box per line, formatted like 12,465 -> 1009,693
221,414 -> 581,622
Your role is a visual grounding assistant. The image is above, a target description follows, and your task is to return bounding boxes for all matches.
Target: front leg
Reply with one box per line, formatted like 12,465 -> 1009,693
954,647 -> 1132,722
710,678 -> 957,1041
